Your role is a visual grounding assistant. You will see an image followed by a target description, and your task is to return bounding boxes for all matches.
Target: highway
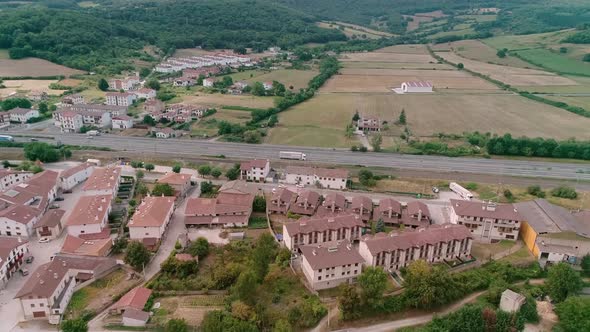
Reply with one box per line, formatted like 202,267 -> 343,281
6,132 -> 590,181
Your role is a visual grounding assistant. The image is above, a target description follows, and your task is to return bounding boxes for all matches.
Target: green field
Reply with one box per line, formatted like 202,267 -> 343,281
513,48 -> 590,76
228,69 -> 318,90
484,30 -> 573,51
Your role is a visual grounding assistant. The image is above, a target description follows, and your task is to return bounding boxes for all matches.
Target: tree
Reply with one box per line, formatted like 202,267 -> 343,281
375,219 -> 385,233
253,195 -> 266,212
221,76 -> 233,88
145,78 -> 160,90
551,186 -> 578,199
188,237 -> 209,258
457,63 -> 464,69
98,78 -> 109,91
38,102 -> 48,114
111,237 -> 128,255
357,266 -> 388,309
398,109 -> 406,125
352,111 -> 360,122
527,185 -> 545,198
584,54 -> 590,62
2,160 -> 10,168
31,165 -> 43,173
268,114 -> 278,127
338,283 -> 361,320
144,163 -> 155,171
358,169 -> 377,187
124,241 -> 151,270
1,98 -> 31,111
404,260 -> 461,309
200,181 -> 214,195
496,48 -> 507,58
24,142 -> 59,162
232,270 -> 258,304
503,189 -> 514,201
554,296 -> 590,332
172,163 -> 182,173
559,47 -> 568,54
581,254 -> 590,276
252,82 -> 266,96
151,183 -> 175,196
371,134 -> 382,152
61,318 -> 88,332
345,124 -> 354,138
251,233 -> 277,281
135,170 -> 144,179
546,262 -> 582,302
272,81 -> 286,96
198,164 -> 212,177
273,319 -> 293,332
165,318 -> 188,332
225,166 -> 240,180
142,115 -> 156,126
211,167 -> 222,179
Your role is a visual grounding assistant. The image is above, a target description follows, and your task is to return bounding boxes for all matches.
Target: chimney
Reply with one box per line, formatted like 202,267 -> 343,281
54,273 -> 58,279
101,197 -> 106,203
40,280 -> 44,285
17,236 -> 22,243
312,249 -> 317,256
98,205 -> 103,212
328,218 -> 334,223
95,215 -> 99,221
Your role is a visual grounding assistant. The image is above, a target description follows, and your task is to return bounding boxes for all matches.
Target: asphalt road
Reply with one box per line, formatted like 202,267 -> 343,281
6,132 -> 590,181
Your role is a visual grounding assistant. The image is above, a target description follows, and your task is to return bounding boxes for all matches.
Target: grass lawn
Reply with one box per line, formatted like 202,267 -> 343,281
471,240 -> 515,261
498,246 -> 535,265
513,48 -> 590,77
449,40 -> 537,69
248,215 -> 268,229
190,109 -> 252,137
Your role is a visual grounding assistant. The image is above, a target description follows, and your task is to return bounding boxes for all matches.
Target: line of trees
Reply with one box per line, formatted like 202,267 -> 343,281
487,134 -> 590,160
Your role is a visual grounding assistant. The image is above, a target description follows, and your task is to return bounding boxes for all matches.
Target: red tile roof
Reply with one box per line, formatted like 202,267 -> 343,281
240,159 -> 268,171
83,167 -> 121,192
60,162 -> 94,179
66,195 -> 112,226
112,287 -> 152,311
128,196 -> 175,228
450,199 -> 521,221
284,214 -> 364,237
33,209 -> 65,229
300,240 -> 364,270
158,172 -> 191,186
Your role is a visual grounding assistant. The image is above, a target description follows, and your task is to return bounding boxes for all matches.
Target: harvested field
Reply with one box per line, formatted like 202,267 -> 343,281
378,44 -> 430,54
543,96 -> 590,110
323,69 -> 498,92
266,126 -> 356,148
340,52 -> 436,64
341,61 -> 452,70
242,69 -> 318,90
446,40 -> 538,68
0,79 -> 67,97
58,78 -> 84,87
182,94 -> 275,109
0,58 -> 83,77
405,11 -> 447,31
435,52 -> 578,86
317,22 -> 393,39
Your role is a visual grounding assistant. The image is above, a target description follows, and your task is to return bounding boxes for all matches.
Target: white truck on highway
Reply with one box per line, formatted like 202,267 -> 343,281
450,182 -> 474,200
279,151 -> 306,160
86,130 -> 100,137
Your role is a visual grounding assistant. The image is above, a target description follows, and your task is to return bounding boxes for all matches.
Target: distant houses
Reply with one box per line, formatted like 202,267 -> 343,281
285,166 -> 349,190
8,108 -> 39,123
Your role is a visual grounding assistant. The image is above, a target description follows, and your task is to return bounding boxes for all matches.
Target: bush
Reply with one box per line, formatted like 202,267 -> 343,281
527,185 -> 546,198
464,182 -> 478,190
253,195 -> 266,212
188,237 -> 209,258
551,185 -> 577,199
503,189 -> 514,201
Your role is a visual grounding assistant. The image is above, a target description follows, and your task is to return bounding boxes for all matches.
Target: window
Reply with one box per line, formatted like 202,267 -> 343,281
40,303 -> 44,307
318,276 -> 322,281
30,304 -> 35,308
354,270 -> 358,274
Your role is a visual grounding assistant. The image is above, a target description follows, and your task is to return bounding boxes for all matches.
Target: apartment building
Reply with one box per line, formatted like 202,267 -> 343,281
285,166 -> 348,190
0,169 -> 33,191
240,159 -> 270,182
359,224 -> 473,272
8,108 -> 39,123
283,214 -> 365,251
300,240 -> 364,290
106,92 -> 137,107
59,162 -> 94,191
0,236 -> 28,288
450,200 -> 521,242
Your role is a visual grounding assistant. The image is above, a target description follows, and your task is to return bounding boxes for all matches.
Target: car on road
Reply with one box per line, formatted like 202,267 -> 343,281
20,268 -> 29,276
49,203 -> 60,209
25,256 -> 34,264
38,237 -> 50,243
55,197 -> 65,201
296,183 -> 304,188
29,138 -> 38,142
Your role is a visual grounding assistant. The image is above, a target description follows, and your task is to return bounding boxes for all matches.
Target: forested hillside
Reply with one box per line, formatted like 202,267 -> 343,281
0,0 -> 346,73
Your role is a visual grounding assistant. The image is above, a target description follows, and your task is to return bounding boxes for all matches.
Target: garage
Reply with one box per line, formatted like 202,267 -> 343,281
33,311 -> 46,318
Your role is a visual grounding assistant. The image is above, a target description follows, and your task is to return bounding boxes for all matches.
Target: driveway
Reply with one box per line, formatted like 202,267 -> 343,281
188,229 -> 228,245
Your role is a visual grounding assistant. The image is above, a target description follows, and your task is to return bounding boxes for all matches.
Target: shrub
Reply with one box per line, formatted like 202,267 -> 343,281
551,185 -> 577,199
464,182 -> 478,190
527,185 -> 545,198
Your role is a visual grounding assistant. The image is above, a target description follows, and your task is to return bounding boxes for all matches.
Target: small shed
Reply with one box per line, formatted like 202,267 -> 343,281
122,308 -> 150,327
499,289 -> 526,313
229,232 -> 245,241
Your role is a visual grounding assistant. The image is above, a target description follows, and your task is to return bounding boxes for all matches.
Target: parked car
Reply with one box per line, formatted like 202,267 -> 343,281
38,237 -> 50,243
25,256 -> 34,264
55,197 -> 65,201
296,183 -> 304,188
20,268 -> 29,276
49,203 -> 59,209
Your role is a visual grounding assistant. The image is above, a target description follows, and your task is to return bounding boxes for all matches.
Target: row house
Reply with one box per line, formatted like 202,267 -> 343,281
268,188 -> 296,215
82,167 -> 122,198
66,195 -> 112,237
0,236 -> 28,288
163,104 -> 207,123
106,92 -> 137,107
155,54 -> 250,73
240,159 -> 270,182
285,166 -> 349,190
68,104 -> 127,117
60,234 -> 112,257
53,111 -> 83,133
357,116 -> 381,132
109,75 -> 140,91
9,108 -> 39,124
283,214 -> 365,251
185,192 -> 253,228
78,109 -> 112,128
61,94 -> 85,105
150,127 -> 180,139
143,99 -> 165,114
16,255 -> 117,324
28,90 -> 48,101
289,190 -> 321,216
133,88 -> 156,100
33,209 -> 65,240
450,200 -> 522,242
112,115 -> 134,129
0,169 -> 33,191
349,196 -> 373,222
128,196 -> 175,250
59,162 -> 95,191
317,192 -> 347,216
158,173 -> 192,197
300,240 -> 364,290
359,224 -> 472,272
373,198 -> 431,228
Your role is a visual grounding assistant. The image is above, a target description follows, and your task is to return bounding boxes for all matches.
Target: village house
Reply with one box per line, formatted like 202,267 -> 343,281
122,308 -> 150,327
112,115 -> 134,130
263,81 -> 273,90
15,255 -> 117,324
33,209 -> 65,240
109,75 -> 140,91
289,190 -> 321,216
53,110 -> 84,133
81,167 -> 122,197
450,200 -> 521,242
268,188 -> 296,215
173,76 -> 196,87
128,196 -> 175,249
59,162 -> 94,191
185,189 -> 254,228
317,192 -> 348,216
53,107 -> 113,129
349,196 -> 373,222
8,108 -> 39,123
0,169 -> 33,191
165,103 -> 207,122
300,240 -> 364,290
240,159 -> 270,182
283,214 -> 365,251
28,90 -> 48,101
357,116 -> 381,132
0,112 -> 10,127
61,94 -> 85,105
285,166 -> 349,190
0,236 -> 28,289
157,173 -> 192,197
106,92 -> 137,107
202,78 -> 217,87
399,201 -> 432,228
359,224 -> 473,272
234,81 -> 249,90
66,195 -> 112,237
516,199 -> 590,267
151,127 -> 179,139
143,99 -> 165,114
60,234 -> 112,257
133,88 -> 156,100
111,286 -> 152,314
